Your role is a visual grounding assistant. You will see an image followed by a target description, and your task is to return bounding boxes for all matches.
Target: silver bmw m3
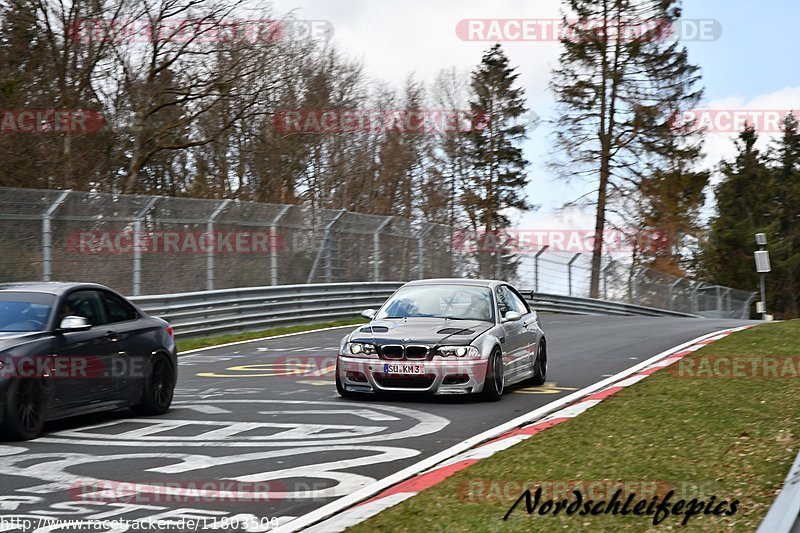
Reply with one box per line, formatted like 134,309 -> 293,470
336,279 -> 547,401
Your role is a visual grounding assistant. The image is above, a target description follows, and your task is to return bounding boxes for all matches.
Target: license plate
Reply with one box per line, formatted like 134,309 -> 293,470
384,364 -> 425,375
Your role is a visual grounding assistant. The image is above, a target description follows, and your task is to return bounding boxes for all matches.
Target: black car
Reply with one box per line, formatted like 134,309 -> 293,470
0,282 -> 177,440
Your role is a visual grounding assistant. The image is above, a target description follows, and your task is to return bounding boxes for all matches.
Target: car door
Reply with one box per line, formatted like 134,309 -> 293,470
495,285 -> 527,380
98,290 -> 146,402
49,290 -> 121,409
506,286 -> 539,376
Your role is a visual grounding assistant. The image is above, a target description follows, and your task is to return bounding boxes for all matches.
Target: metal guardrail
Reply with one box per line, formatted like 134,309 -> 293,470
757,449 -> 800,533
129,282 -> 701,339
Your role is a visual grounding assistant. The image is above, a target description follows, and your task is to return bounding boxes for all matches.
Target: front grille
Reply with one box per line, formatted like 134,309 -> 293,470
381,345 -> 404,359
374,373 -> 436,389
378,344 -> 431,360
405,345 -> 429,359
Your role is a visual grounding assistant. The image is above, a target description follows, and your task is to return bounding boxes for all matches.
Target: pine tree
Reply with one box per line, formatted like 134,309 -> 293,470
702,126 -> 775,297
463,44 -> 530,279
770,113 -> 800,316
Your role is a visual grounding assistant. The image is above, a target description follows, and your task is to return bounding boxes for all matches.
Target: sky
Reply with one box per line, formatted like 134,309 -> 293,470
267,0 -> 800,232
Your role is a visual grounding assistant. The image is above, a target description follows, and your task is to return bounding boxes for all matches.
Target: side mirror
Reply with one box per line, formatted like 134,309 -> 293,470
57,316 -> 91,332
360,309 -> 377,320
504,311 -> 522,322
529,290 -> 536,300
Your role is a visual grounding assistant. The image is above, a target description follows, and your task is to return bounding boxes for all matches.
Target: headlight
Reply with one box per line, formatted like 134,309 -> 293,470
435,346 -> 481,359
345,342 -> 379,358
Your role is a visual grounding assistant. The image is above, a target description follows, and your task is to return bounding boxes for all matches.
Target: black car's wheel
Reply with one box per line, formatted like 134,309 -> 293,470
2,379 -> 47,440
530,340 -> 547,386
132,354 -> 175,416
335,363 -> 358,398
481,349 -> 504,402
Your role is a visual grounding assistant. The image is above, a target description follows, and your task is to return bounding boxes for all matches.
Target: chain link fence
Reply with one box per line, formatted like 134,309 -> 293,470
0,186 -> 756,318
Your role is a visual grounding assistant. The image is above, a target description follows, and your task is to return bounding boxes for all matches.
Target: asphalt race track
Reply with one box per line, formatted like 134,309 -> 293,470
0,315 -> 758,531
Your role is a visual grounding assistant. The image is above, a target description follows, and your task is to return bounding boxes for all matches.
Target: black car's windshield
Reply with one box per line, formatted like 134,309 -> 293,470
377,285 -> 495,322
0,292 -> 55,332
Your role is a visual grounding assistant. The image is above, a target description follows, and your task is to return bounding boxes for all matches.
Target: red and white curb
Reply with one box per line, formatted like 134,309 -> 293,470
274,326 -> 753,533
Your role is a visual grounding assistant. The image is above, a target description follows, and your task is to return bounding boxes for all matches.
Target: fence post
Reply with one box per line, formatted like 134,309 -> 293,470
373,217 -> 392,282
206,199 -> 231,291
567,253 -> 581,296
269,205 -> 291,286
668,278 -> 682,311
534,245 -> 549,293
42,191 -> 70,282
417,224 -> 431,279
602,260 -> 615,300
307,209 -> 346,284
132,196 -> 159,296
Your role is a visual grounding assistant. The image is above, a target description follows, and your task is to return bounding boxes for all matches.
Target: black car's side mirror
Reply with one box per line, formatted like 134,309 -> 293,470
56,316 -> 92,332
529,290 -> 536,300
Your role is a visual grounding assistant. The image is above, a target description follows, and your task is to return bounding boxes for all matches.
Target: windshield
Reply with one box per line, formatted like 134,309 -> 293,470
377,285 -> 495,322
0,292 -> 56,332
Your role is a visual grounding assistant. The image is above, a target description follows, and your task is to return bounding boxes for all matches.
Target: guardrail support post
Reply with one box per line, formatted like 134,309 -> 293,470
132,196 -> 159,296
534,245 -> 549,293
206,200 -> 231,291
567,253 -> 581,296
42,191 -> 70,282
269,206 -> 291,286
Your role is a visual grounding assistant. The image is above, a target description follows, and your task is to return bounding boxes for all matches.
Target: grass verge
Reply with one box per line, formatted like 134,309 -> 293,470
351,320 -> 800,532
175,318 -> 366,353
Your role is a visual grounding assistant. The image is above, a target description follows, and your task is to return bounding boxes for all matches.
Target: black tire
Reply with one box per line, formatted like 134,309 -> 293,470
335,363 -> 358,398
2,379 -> 47,441
480,349 -> 504,402
530,340 -> 547,386
131,354 -> 175,416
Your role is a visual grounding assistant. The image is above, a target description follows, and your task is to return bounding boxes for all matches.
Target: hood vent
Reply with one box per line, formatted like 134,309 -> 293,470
437,328 -> 475,335
360,326 -> 389,333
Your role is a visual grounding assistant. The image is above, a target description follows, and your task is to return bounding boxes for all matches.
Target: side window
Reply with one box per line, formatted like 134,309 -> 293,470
496,286 -> 512,317
59,290 -> 105,326
100,292 -> 138,323
507,287 -> 531,314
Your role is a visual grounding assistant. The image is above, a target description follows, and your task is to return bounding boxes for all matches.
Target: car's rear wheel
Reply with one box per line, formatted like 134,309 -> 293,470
481,349 -> 504,402
2,379 -> 47,440
132,354 -> 175,416
530,340 -> 547,386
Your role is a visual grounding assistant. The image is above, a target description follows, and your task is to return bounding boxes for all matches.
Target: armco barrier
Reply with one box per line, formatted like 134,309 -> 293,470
129,282 -> 701,339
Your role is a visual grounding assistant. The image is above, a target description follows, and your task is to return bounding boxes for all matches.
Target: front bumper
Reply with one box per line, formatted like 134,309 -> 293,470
337,355 -> 489,395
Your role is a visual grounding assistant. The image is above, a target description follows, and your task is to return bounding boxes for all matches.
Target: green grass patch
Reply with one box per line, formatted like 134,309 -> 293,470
351,320 -> 800,532
176,318 -> 366,353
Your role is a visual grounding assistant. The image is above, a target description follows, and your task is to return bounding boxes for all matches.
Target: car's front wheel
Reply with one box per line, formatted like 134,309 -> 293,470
132,354 -> 175,416
2,379 -> 47,440
480,349 -> 504,402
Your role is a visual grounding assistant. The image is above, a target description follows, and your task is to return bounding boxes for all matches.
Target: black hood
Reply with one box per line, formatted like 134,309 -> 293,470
349,318 -> 492,346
